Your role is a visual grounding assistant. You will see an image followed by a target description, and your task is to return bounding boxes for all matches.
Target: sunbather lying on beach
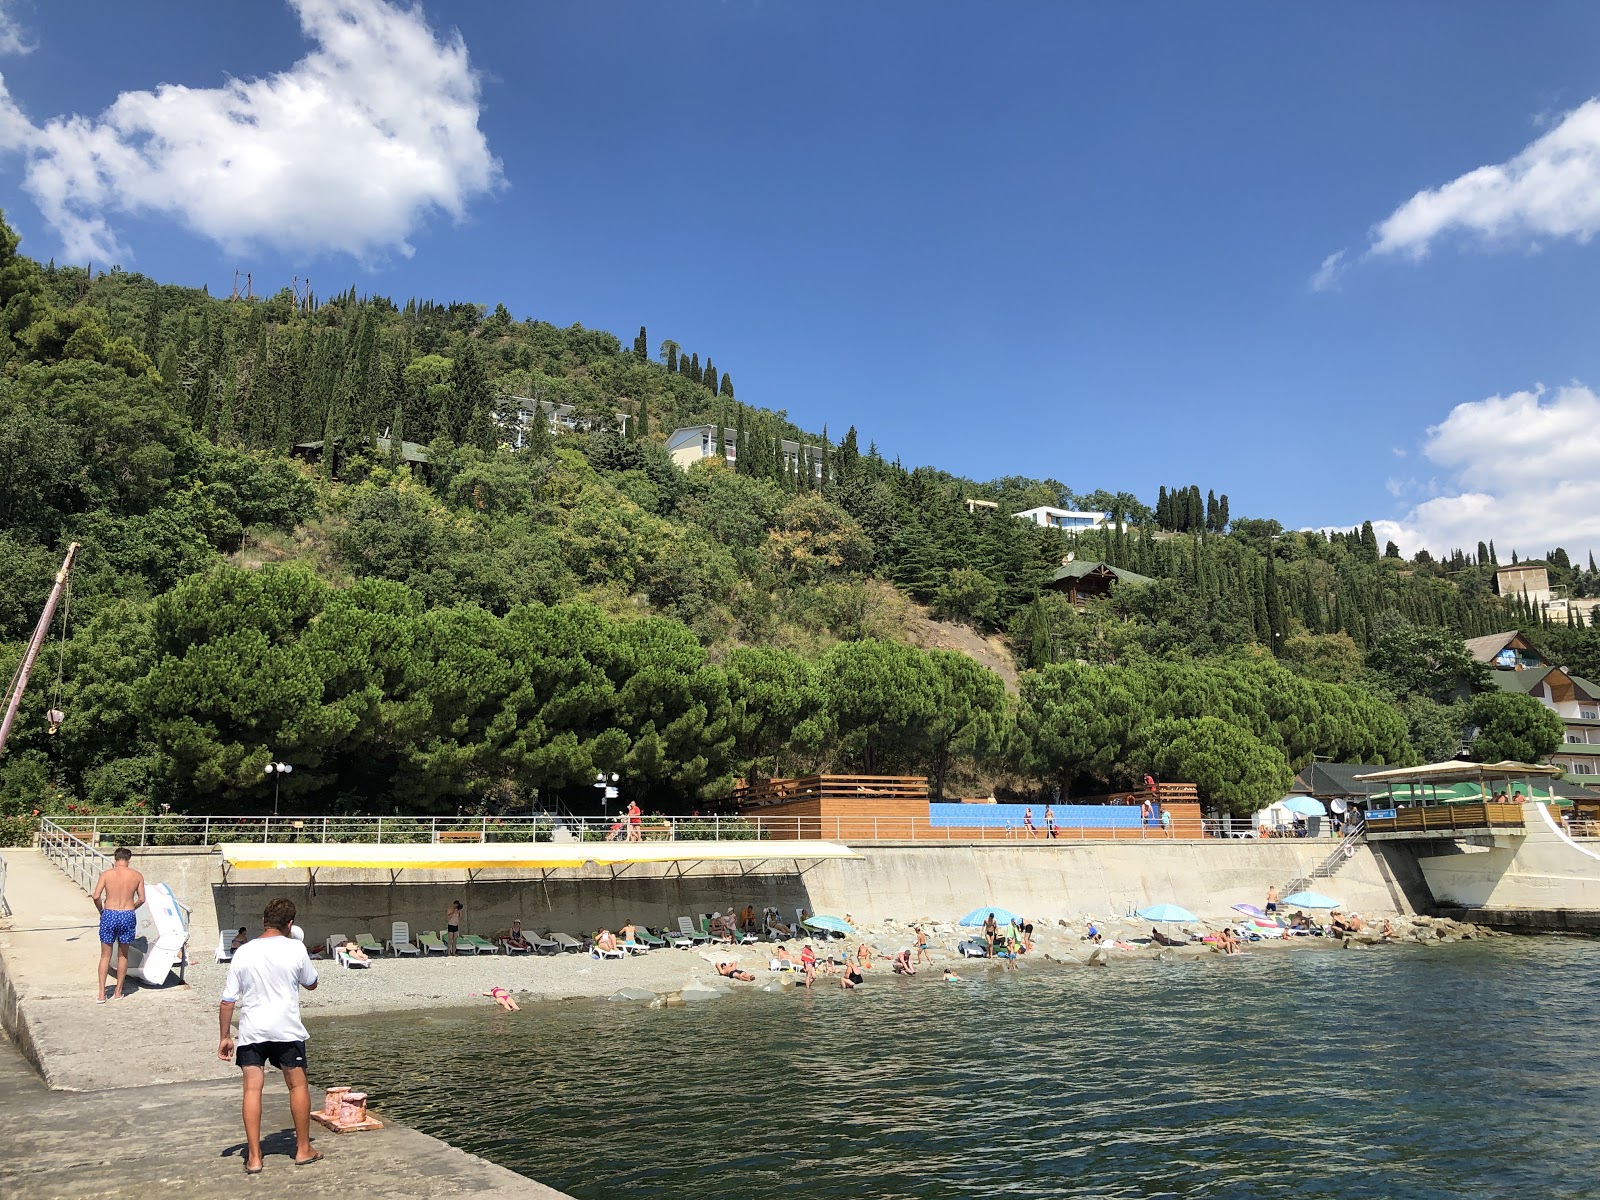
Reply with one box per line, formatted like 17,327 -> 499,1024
1151,928 -> 1182,947
488,986 -> 519,1011
339,940 -> 369,963
715,962 -> 755,982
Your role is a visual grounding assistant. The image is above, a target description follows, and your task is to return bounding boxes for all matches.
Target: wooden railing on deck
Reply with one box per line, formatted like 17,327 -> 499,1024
735,775 -> 929,809
1365,802 -> 1527,835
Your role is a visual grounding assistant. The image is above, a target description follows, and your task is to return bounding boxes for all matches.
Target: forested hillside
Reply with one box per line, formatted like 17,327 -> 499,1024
0,212 -> 1586,836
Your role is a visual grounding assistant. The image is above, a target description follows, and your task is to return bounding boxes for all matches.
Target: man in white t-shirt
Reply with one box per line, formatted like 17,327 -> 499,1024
218,897 -> 321,1173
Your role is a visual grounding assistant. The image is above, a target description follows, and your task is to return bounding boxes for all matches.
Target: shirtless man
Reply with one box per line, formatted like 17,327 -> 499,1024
91,847 -> 144,1002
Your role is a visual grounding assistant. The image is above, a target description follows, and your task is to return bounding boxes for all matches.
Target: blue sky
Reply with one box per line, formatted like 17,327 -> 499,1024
2,1 -> 1600,558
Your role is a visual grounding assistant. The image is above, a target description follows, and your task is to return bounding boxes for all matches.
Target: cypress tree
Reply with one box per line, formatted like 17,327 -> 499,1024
665,343 -> 678,373
1264,548 -> 1287,651
447,341 -> 490,442
1217,493 -> 1229,530
636,395 -> 650,439
1156,486 -> 1170,529
388,403 -> 404,466
467,403 -> 495,454
526,399 -> 553,457
633,325 -> 648,362
704,361 -> 718,395
1206,489 -> 1219,532
734,409 -> 747,473
715,419 -> 726,460
689,352 -> 701,384
720,372 -> 734,399
1489,540 -> 1498,564
141,287 -> 163,355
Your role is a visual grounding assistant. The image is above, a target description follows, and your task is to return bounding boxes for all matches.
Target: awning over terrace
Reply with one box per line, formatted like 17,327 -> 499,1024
1352,760 -> 1563,786
218,840 -> 859,874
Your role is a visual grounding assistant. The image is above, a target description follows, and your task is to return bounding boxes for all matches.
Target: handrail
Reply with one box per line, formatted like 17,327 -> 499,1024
38,817 -> 113,895
31,811 -> 1318,847
0,852 -> 9,917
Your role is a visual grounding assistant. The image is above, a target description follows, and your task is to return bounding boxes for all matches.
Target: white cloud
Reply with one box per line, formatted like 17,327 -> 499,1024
1372,384 -> 1600,559
1309,249 -> 1346,291
1370,98 -> 1600,260
0,2 -> 31,57
0,0 -> 501,262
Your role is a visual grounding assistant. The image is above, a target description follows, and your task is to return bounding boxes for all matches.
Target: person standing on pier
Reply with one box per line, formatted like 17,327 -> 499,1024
218,897 -> 322,1173
90,847 -> 144,1003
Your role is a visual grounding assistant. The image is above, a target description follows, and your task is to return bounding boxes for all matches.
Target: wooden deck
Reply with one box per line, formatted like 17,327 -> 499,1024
1365,802 -> 1529,839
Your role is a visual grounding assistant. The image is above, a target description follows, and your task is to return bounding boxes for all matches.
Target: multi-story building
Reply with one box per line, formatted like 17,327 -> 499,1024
663,425 -> 824,479
1493,563 -> 1600,625
1468,631 -> 1600,781
499,396 -> 629,448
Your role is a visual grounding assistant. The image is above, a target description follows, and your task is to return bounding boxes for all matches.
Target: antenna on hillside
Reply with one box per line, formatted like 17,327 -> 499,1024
231,269 -> 239,301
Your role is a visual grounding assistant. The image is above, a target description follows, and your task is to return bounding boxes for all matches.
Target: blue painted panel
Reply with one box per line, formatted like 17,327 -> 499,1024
928,803 -> 1147,829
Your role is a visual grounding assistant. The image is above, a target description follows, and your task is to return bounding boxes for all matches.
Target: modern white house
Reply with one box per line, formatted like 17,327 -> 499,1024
1013,506 -> 1113,532
1468,631 -> 1600,781
664,425 -> 824,479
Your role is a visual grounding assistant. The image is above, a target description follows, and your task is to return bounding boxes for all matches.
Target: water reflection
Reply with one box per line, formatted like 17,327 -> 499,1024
313,939 -> 1600,1199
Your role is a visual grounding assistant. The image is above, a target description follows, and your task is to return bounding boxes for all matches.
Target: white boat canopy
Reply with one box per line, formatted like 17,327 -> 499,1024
1352,760 -> 1563,785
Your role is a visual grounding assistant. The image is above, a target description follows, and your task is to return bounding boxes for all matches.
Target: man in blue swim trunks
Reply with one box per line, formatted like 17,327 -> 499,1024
91,847 -> 144,1003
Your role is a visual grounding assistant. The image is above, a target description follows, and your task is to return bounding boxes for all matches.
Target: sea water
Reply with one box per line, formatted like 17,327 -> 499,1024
312,937 -> 1600,1199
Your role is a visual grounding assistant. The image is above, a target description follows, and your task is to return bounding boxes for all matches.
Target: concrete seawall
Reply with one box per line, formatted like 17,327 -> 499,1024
0,848 -> 571,1198
134,839 -> 1433,953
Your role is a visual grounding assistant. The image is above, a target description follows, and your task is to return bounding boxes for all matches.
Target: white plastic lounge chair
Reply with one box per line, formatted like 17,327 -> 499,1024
355,932 -> 385,957
592,939 -> 625,960
461,933 -> 497,954
324,931 -> 348,961
527,932 -> 561,955
677,916 -> 709,944
388,921 -> 421,957
499,934 -> 534,955
215,931 -> 236,963
547,932 -> 583,953
418,930 -> 448,955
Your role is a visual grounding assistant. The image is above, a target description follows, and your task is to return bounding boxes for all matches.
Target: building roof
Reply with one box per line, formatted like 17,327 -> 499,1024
1049,560 -> 1155,586
1292,762 -> 1388,799
1552,743 -> 1600,756
294,436 -> 431,464
1464,631 -> 1526,663
664,425 -> 738,451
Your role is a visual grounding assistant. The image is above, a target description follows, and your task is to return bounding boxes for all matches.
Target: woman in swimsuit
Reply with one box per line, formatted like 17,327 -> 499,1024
841,962 -> 864,990
799,943 -> 817,986
488,986 -> 519,1011
445,900 -> 464,956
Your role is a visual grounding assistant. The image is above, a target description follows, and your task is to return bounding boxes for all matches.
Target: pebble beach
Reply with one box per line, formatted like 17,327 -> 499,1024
180,912 -> 1497,1020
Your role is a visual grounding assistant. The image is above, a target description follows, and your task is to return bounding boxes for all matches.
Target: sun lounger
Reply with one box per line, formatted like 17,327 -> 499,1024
499,935 -> 534,955
388,921 -> 421,957
215,931 -> 236,963
417,930 -> 449,955
676,917 -> 709,944
547,932 -> 583,953
527,932 -> 561,955
460,933 -> 498,954
356,932 -> 384,957
634,927 -> 667,948
593,940 -> 625,960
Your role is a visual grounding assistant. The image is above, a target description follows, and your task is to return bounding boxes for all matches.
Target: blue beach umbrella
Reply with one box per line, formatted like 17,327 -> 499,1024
958,907 -> 1023,927
1278,796 -> 1326,818
802,915 -> 854,935
1281,890 -> 1340,909
1136,903 -> 1197,923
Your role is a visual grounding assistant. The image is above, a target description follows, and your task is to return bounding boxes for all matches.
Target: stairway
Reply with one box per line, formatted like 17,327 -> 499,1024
1284,821 -> 1366,894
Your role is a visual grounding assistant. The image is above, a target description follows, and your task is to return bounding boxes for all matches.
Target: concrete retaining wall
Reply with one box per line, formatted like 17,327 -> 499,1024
1418,802 -> 1600,909
140,840 -> 1421,949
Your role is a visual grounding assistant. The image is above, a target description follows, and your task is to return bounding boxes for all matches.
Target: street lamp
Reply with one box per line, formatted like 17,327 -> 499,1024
594,771 -> 619,825
264,760 -> 293,816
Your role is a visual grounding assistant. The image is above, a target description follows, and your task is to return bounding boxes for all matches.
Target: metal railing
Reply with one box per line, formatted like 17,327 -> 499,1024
41,811 -> 1245,848
0,853 -> 9,917
39,818 -> 113,894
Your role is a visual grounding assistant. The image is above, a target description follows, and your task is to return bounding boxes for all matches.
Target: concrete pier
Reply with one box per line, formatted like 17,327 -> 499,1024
0,849 -> 571,1199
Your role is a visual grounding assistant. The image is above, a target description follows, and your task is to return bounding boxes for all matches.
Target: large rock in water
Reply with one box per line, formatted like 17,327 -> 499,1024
608,987 -> 658,1003
679,981 -> 725,1003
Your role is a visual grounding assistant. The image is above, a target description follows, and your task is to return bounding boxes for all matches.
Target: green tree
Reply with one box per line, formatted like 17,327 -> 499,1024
1020,662 -> 1142,796
1143,716 -> 1293,815
924,650 -> 1007,800
820,640 -> 938,773
1467,691 -> 1564,763
724,645 -> 825,780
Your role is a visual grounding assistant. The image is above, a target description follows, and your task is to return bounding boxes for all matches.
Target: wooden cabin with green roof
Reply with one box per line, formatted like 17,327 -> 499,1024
1045,559 -> 1154,605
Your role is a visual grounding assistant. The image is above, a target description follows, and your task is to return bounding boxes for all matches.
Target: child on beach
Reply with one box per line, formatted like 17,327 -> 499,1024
914,927 -> 931,966
941,968 -> 964,982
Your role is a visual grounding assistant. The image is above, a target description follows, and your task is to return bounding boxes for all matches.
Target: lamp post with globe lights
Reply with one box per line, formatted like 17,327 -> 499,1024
264,760 -> 293,817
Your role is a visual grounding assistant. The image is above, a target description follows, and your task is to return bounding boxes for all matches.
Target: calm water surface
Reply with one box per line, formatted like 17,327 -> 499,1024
313,938 -> 1600,1198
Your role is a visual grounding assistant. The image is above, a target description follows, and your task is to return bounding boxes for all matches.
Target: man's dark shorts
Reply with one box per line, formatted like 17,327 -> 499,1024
236,1040 -> 308,1071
